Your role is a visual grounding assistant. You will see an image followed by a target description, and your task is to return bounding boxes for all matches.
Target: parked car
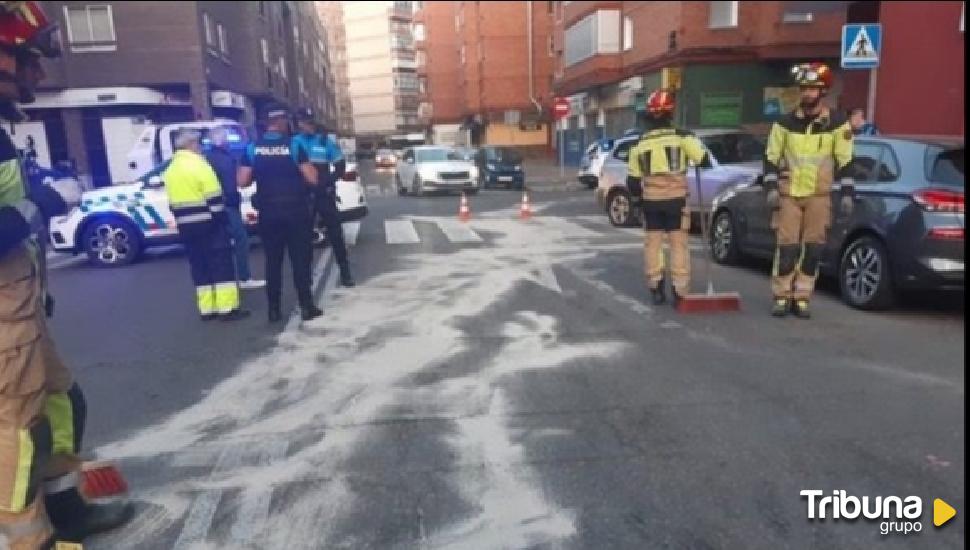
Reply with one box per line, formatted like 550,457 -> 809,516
375,148 -> 397,167
596,128 -> 765,227
475,146 -> 525,190
395,146 -> 480,196
709,137 -> 964,310
577,138 -> 615,190
313,153 -> 369,247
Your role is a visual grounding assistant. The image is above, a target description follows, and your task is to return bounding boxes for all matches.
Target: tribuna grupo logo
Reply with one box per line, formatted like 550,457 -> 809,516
801,490 -> 924,535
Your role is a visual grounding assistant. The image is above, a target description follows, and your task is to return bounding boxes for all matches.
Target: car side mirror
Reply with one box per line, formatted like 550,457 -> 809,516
144,175 -> 164,189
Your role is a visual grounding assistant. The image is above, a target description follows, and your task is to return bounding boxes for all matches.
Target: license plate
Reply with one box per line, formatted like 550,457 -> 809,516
499,176 -> 514,182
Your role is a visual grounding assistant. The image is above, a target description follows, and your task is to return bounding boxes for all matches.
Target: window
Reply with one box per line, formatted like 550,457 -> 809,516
961,2 -> 965,32
622,16 -> 633,51
851,142 -> 900,183
261,39 -> 269,64
218,24 -> 228,54
926,146 -> 965,187
459,45 -> 465,64
258,1 -> 266,17
279,56 -> 287,79
418,76 -> 427,94
548,35 -> 554,56
64,5 -> 116,43
299,75 -> 305,95
414,23 -> 426,41
416,50 -> 426,66
455,13 -> 460,32
564,10 -> 620,67
709,1 -> 739,29
782,11 -> 813,23
203,13 -> 214,45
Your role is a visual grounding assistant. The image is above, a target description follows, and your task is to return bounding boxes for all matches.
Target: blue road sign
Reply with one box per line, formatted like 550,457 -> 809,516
842,24 -> 882,69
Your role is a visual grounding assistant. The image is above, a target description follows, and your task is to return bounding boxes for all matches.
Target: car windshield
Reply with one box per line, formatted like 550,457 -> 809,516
701,132 -> 765,164
416,148 -> 461,162
485,148 -> 522,164
377,149 -> 393,156
926,146 -> 965,188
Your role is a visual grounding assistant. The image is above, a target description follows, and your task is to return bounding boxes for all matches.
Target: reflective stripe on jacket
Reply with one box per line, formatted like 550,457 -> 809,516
163,150 -> 226,234
627,127 -> 707,201
765,107 -> 854,198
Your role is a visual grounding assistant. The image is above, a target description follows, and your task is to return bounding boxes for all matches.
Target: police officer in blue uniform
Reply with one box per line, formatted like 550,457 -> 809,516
292,108 -> 355,287
237,104 -> 322,323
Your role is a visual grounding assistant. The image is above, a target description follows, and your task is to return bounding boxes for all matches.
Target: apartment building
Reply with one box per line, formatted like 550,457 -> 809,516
341,0 -> 421,143
18,1 -> 334,187
317,1 -> 355,136
552,1 -> 846,164
416,1 -> 556,151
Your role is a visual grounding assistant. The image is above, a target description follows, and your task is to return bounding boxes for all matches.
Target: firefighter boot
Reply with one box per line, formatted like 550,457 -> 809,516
772,298 -> 790,318
45,487 -> 135,541
339,265 -> 356,288
650,277 -> 667,305
301,305 -> 323,321
793,299 -> 811,319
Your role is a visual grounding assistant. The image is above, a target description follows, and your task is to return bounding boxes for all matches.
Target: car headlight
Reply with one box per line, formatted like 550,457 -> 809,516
514,165 -> 522,172
486,163 -> 497,171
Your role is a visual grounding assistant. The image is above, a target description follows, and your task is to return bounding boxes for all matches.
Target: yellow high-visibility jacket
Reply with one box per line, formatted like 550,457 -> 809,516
163,150 -> 226,236
627,127 -> 707,201
765,107 -> 854,198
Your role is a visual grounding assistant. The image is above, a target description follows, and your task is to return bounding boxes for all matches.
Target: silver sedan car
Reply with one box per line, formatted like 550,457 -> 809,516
595,128 -> 765,227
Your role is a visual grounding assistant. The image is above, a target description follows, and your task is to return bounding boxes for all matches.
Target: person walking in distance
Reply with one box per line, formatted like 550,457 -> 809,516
626,90 -> 708,306
0,2 -> 133,548
764,63 -> 855,318
292,108 -> 355,287
238,104 -> 323,323
163,130 -> 250,321
205,127 -> 265,290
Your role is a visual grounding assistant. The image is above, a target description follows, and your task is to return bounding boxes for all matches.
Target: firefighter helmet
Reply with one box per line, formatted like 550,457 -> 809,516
646,89 -> 675,116
0,1 -> 61,58
792,62 -> 833,89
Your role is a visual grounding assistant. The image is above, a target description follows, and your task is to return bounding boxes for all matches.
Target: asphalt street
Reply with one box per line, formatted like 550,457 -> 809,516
44,161 -> 964,549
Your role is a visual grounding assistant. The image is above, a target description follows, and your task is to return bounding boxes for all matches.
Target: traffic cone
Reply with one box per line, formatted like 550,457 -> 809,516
519,191 -> 533,220
79,461 -> 129,499
458,192 -> 472,222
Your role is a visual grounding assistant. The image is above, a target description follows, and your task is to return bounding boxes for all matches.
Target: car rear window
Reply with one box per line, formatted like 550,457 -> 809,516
926,146 -> 965,188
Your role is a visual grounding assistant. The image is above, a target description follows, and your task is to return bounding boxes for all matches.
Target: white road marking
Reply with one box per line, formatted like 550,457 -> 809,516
436,220 -> 484,243
46,255 -> 88,270
384,219 -> 420,244
173,444 -> 246,549
530,265 -> 562,293
228,440 -> 289,545
533,217 -> 603,239
342,221 -> 361,246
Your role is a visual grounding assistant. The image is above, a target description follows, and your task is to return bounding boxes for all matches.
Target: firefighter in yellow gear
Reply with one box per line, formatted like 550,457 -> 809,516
764,62 -> 855,318
627,90 -> 708,306
163,130 -> 248,321
0,3 -> 132,548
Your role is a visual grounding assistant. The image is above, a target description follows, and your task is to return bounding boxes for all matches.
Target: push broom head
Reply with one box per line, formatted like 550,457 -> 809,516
675,291 -> 742,313
80,462 -> 129,499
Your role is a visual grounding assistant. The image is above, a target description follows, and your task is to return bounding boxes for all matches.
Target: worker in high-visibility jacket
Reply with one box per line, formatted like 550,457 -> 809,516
0,3 -> 133,548
626,90 -> 708,306
163,130 -> 249,321
764,62 -> 855,319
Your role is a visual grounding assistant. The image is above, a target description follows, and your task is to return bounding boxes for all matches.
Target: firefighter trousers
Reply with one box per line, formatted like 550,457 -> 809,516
183,225 -> 240,316
642,198 -> 690,295
771,194 -> 831,301
0,331 -> 83,549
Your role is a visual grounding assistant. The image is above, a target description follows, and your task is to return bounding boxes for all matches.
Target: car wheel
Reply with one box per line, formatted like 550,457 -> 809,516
840,235 -> 895,310
711,209 -> 741,265
412,176 -> 423,196
607,190 -> 636,227
81,217 -> 141,267
395,175 -> 406,195
586,178 -> 598,190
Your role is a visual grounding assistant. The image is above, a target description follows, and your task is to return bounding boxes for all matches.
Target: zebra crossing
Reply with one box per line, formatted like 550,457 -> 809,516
340,215 -> 704,249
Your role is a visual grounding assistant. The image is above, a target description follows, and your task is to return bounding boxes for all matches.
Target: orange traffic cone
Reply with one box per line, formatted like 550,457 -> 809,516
458,192 -> 472,222
519,191 -> 533,220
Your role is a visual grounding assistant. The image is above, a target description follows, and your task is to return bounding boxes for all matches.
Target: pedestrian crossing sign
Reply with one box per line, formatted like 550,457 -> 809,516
842,24 -> 882,69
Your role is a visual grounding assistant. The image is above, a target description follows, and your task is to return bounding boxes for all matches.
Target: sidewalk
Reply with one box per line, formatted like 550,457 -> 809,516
523,157 -> 585,191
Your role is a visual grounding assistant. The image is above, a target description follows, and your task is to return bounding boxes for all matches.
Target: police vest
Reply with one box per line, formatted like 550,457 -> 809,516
251,136 -> 309,215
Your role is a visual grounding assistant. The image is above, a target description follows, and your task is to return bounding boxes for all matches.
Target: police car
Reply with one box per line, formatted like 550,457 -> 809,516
48,126 -> 367,267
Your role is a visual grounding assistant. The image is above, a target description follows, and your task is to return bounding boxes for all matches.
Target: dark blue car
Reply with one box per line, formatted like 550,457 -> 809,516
475,146 -> 525,190
709,137 -> 964,310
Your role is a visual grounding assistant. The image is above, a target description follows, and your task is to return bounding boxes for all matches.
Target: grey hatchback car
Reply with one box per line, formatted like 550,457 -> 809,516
709,137 -> 964,310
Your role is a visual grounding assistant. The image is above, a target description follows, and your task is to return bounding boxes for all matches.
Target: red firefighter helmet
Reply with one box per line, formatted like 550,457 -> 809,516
0,1 -> 61,58
791,62 -> 833,89
646,89 -> 675,116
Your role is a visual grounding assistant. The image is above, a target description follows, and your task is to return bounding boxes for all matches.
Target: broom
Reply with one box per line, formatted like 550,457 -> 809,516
675,164 -> 742,313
